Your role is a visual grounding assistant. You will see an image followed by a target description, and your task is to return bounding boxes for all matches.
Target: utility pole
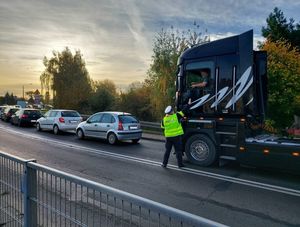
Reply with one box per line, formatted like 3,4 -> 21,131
22,83 -> 32,100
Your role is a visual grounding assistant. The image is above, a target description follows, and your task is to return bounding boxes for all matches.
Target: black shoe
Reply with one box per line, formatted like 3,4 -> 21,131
178,164 -> 185,168
161,164 -> 167,168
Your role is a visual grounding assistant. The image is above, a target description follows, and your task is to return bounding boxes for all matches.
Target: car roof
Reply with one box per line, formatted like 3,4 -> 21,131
49,109 -> 78,112
21,108 -> 40,111
7,108 -> 19,111
93,111 -> 132,116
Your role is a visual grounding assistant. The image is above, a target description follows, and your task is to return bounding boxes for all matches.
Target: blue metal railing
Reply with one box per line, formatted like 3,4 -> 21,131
0,150 -> 227,227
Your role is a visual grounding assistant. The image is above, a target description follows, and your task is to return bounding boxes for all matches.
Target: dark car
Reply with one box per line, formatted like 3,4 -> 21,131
2,107 -> 19,122
11,108 -> 42,126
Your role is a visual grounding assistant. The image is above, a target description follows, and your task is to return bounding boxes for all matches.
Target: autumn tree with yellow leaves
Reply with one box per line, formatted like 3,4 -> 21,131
261,39 -> 300,128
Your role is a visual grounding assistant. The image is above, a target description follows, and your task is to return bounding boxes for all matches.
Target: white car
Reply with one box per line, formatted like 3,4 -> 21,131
36,109 -> 82,135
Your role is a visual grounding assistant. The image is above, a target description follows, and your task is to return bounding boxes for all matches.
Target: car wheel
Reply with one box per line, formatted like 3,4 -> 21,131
185,134 -> 217,166
18,120 -> 22,127
53,125 -> 60,135
132,139 -> 140,144
108,133 -> 118,145
76,129 -> 85,140
36,123 -> 41,131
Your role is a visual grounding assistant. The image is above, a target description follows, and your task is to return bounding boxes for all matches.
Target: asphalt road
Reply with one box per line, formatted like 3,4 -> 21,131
0,121 -> 300,227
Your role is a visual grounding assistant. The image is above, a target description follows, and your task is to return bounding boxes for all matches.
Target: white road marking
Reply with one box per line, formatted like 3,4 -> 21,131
1,124 -> 300,197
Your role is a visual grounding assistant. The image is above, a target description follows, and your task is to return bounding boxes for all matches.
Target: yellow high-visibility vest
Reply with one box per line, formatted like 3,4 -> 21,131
161,112 -> 184,137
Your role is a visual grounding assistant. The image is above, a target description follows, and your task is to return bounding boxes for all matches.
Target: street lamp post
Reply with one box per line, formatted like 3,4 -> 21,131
22,83 -> 32,100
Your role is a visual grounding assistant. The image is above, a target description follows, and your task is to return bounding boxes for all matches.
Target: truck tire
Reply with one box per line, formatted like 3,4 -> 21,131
185,134 -> 217,166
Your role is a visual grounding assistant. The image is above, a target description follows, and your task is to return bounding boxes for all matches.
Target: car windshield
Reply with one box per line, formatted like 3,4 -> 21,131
119,115 -> 138,123
61,111 -> 80,117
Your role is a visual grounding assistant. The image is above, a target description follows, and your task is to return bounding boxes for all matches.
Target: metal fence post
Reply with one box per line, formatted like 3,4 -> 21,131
23,160 -> 37,227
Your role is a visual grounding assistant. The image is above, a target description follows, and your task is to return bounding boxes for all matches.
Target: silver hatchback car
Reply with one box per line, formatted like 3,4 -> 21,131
76,111 -> 142,144
36,109 -> 82,135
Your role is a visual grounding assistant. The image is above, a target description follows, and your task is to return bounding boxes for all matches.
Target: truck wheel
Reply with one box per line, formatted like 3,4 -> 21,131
185,134 -> 216,166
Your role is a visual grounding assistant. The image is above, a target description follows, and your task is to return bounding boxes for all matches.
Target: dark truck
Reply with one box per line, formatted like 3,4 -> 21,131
176,30 -> 300,172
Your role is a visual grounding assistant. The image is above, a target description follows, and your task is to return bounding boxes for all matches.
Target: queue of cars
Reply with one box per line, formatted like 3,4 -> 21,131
0,105 -> 142,145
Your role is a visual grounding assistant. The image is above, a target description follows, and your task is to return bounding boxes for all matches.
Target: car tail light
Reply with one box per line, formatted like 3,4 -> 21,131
21,114 -> 28,119
118,121 -> 123,130
59,117 -> 65,123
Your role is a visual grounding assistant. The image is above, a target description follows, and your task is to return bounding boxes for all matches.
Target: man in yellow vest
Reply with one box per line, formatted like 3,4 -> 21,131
161,105 -> 185,168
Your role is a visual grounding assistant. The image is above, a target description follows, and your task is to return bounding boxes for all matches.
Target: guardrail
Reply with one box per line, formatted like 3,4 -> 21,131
140,121 -> 162,135
140,121 -> 160,129
0,151 -> 227,227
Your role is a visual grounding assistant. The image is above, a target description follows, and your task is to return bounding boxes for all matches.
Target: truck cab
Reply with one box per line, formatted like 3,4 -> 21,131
177,30 -> 267,119
176,30 -> 300,172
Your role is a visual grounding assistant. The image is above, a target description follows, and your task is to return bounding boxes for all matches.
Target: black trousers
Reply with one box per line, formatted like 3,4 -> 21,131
162,135 -> 183,167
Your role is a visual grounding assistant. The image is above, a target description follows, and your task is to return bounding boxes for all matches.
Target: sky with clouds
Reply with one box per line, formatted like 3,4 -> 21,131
0,0 -> 299,96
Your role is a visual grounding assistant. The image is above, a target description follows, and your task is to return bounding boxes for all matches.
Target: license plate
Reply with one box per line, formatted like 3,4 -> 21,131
70,120 -> 78,123
129,126 -> 138,130
31,120 -> 36,122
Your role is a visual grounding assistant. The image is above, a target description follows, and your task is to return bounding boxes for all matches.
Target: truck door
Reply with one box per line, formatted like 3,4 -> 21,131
215,54 -> 239,114
215,30 -> 254,116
